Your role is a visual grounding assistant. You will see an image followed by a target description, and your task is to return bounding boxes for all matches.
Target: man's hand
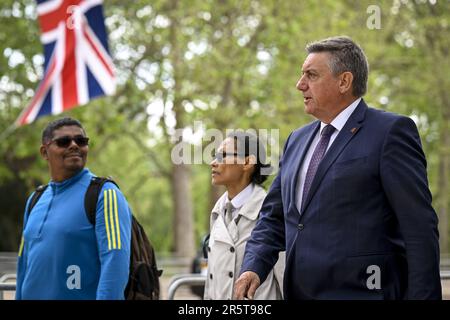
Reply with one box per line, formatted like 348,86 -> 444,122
233,271 -> 261,300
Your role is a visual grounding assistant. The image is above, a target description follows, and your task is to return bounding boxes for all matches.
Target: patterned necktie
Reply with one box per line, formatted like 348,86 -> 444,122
301,124 -> 336,210
224,201 -> 234,226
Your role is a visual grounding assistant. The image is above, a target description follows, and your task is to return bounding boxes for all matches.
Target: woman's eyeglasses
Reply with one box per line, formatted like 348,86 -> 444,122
46,135 -> 90,148
213,152 -> 244,163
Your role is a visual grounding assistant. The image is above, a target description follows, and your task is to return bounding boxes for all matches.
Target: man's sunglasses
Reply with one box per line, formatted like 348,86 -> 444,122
46,135 -> 90,148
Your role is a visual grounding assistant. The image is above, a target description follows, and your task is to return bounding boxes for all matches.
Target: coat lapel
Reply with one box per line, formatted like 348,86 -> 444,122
227,185 -> 266,243
210,195 -> 234,245
211,214 -> 234,245
300,100 -> 368,214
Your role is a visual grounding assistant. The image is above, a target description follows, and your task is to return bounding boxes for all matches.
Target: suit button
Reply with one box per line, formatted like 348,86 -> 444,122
210,273 -> 213,279
228,272 -> 233,278
298,223 -> 304,230
230,247 -> 235,253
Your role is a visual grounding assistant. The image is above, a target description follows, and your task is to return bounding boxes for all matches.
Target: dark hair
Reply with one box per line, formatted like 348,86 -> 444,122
42,117 -> 85,144
227,130 -> 272,185
306,36 -> 369,97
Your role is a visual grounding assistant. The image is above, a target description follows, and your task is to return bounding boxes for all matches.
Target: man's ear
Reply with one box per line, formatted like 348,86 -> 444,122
40,145 -> 48,160
339,71 -> 354,94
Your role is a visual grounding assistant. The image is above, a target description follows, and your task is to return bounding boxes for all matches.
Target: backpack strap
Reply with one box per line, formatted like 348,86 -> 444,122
26,184 -> 49,220
84,176 -> 119,225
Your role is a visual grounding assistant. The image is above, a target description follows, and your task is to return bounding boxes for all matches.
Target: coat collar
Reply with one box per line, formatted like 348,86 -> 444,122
211,184 -> 267,244
49,168 -> 90,191
212,184 -> 267,222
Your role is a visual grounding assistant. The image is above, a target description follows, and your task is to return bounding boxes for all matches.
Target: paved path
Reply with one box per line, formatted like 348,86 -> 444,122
2,251 -> 450,300
3,279 -> 450,300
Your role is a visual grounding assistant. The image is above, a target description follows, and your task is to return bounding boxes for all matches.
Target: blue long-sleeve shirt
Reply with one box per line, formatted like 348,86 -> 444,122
16,168 -> 132,300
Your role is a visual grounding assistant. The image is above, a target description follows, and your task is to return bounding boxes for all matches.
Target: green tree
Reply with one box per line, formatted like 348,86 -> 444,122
1,0 -> 448,259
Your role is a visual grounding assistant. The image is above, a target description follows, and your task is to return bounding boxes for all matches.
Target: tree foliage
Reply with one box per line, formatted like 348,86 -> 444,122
0,0 -> 449,255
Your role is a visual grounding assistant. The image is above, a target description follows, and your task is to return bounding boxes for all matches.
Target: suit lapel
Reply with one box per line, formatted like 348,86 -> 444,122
300,100 -> 368,215
290,122 -> 321,207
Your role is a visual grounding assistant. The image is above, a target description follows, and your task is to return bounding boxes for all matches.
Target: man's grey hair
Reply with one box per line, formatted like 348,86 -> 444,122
306,36 -> 369,97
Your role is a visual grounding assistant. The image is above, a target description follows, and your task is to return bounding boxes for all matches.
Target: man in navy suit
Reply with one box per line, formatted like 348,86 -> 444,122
234,36 -> 441,300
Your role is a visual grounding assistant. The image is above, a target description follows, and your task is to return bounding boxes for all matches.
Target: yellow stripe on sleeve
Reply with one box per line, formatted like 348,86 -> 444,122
109,189 -> 117,249
104,190 -> 112,250
113,190 -> 121,250
18,236 -> 24,257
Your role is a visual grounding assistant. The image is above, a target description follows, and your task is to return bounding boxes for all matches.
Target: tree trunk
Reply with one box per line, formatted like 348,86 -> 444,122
438,114 -> 450,253
168,0 -> 195,258
171,163 -> 195,258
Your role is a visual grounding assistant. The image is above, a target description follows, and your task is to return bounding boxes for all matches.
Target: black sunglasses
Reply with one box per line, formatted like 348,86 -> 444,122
47,135 -> 90,148
213,152 -> 244,163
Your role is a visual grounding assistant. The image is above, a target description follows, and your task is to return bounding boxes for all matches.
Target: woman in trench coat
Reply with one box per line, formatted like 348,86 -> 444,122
204,131 -> 284,300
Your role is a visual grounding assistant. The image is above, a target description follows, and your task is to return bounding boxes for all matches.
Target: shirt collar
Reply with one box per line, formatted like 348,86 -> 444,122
49,168 -> 90,190
320,97 -> 361,133
224,183 -> 255,210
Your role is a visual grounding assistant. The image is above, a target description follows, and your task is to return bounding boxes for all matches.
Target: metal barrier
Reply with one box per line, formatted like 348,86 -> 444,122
167,273 -> 206,300
1,271 -> 449,300
441,270 -> 450,280
0,273 -> 207,300
167,271 -> 450,300
0,274 -> 16,300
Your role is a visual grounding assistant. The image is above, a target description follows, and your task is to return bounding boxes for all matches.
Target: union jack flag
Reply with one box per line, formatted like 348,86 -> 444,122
15,0 -> 115,126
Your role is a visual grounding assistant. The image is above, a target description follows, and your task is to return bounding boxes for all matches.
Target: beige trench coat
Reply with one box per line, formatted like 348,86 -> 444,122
204,184 -> 285,300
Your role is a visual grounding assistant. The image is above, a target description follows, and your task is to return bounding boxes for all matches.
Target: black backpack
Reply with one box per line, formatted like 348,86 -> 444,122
26,176 -> 163,300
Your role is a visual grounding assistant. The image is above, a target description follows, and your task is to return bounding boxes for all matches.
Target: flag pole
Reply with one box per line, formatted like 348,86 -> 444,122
0,123 -> 17,141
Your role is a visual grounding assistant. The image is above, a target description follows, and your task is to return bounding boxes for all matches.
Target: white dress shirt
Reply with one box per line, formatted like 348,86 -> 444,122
295,98 -> 361,212
223,183 -> 255,220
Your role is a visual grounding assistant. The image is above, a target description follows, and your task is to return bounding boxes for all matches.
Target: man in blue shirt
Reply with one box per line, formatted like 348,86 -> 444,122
16,117 -> 132,300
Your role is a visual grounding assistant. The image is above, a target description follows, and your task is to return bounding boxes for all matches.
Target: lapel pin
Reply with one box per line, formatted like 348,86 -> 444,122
350,127 -> 359,134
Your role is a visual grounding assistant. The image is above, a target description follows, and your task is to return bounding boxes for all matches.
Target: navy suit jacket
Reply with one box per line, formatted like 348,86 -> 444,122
241,100 -> 441,299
